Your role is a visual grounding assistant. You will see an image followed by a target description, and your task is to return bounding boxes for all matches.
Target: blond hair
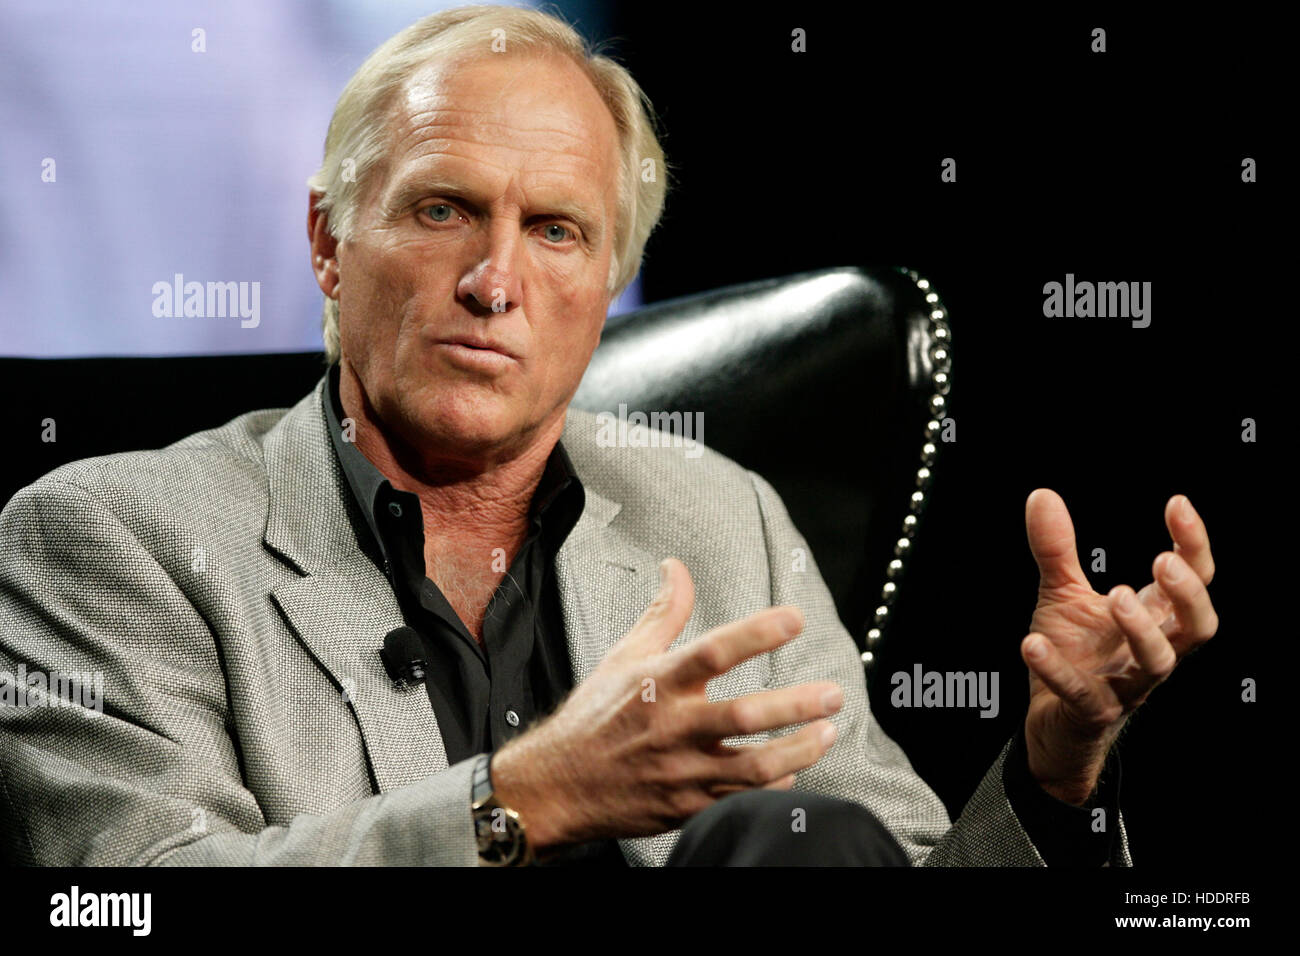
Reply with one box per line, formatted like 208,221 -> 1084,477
306,4 -> 671,363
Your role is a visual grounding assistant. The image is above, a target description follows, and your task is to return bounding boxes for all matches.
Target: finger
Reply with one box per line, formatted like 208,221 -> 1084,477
1134,581 -> 1176,634
666,605 -> 804,689
1025,488 -> 1091,593
1021,633 -> 1120,728
1164,494 -> 1216,586
706,719 -> 836,790
709,773 -> 798,798
689,681 -> 843,741
616,557 -> 696,658
1107,585 -> 1176,678
1153,551 -> 1220,653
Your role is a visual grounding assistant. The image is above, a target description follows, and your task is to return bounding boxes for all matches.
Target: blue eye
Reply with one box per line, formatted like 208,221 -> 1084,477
423,204 -> 454,222
543,223 -> 571,242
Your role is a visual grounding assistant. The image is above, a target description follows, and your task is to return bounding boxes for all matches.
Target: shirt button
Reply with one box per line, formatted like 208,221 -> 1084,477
505,709 -> 520,727
388,502 -> 403,518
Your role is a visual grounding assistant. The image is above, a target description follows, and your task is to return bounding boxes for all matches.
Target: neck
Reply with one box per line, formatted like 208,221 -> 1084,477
337,363 -> 564,567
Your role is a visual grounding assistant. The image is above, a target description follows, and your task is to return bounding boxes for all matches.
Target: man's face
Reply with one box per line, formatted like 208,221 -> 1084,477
335,51 -> 620,468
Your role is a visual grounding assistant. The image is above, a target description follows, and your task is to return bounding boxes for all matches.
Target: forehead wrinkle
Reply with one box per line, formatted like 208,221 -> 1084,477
391,141 -> 605,201
395,57 -> 614,155
391,106 -> 603,161
384,118 -> 610,205
397,136 -> 606,185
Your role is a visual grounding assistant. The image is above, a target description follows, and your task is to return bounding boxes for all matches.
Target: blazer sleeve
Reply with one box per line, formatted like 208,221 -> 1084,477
746,470 -> 1132,866
0,478 -> 480,866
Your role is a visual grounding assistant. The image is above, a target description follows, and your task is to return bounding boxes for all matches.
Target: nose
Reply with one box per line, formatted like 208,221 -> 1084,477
457,219 -> 524,316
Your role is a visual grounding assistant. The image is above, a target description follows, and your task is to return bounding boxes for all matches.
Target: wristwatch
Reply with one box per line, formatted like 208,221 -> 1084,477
471,753 -> 535,866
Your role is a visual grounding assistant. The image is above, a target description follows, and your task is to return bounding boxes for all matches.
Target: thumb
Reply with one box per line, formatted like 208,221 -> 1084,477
1025,488 -> 1090,593
618,556 -> 696,658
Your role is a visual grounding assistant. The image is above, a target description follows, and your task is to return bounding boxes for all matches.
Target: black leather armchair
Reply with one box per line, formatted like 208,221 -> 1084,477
571,266 -> 954,677
0,265 -> 953,677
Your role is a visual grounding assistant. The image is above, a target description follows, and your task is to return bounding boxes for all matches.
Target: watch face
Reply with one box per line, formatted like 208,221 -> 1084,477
476,807 -> 525,866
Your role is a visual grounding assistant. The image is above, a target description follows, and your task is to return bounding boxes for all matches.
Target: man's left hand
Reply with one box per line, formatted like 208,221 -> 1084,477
1019,488 -> 1218,805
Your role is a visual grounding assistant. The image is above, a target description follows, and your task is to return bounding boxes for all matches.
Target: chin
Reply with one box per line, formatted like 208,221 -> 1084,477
403,384 -> 527,458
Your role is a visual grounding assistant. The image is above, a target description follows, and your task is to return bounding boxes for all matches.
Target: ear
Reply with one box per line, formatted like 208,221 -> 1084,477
307,192 -> 341,300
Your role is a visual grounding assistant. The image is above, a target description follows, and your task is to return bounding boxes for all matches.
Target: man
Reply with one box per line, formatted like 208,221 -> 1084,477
0,6 -> 1217,866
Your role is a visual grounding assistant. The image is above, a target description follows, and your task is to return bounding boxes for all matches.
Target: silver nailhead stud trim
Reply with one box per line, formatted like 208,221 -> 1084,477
863,268 -> 952,674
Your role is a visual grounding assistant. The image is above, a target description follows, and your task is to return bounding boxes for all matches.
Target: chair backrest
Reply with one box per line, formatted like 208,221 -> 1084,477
571,266 -> 954,675
0,265 -> 952,675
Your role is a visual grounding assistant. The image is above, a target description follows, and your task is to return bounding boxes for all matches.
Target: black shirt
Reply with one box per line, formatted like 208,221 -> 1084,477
322,364 -> 1119,866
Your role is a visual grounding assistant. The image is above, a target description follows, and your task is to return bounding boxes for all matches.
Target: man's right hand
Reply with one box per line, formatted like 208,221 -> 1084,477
489,556 -> 843,852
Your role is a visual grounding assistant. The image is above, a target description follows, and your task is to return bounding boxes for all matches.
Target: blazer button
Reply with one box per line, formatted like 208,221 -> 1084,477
505,709 -> 520,727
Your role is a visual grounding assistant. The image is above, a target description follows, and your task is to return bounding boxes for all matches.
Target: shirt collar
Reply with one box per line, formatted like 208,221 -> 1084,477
322,362 -> 584,557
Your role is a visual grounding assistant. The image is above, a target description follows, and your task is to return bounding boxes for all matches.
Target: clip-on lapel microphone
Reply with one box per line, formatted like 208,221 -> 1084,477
380,625 -> 428,689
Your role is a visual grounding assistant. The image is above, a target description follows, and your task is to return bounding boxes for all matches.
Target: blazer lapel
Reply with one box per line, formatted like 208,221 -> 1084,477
555,489 -> 678,682
262,377 -> 448,792
270,563 -> 450,790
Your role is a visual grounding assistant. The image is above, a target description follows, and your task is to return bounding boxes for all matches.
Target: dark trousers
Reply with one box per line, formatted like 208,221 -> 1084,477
664,790 -> 911,866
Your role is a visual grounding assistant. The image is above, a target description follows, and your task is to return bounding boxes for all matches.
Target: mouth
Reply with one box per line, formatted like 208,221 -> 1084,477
432,335 -> 520,372
435,335 -> 519,359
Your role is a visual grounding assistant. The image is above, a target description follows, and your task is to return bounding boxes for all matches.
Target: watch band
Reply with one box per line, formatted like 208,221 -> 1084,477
471,752 -> 495,806
471,753 -> 535,867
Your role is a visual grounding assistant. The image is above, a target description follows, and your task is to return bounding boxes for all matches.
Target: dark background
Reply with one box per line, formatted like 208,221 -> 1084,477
0,5 -> 1283,870
608,5 -> 1282,869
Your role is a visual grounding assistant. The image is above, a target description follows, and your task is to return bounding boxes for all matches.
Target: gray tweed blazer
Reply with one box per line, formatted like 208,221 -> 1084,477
0,375 -> 1130,866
